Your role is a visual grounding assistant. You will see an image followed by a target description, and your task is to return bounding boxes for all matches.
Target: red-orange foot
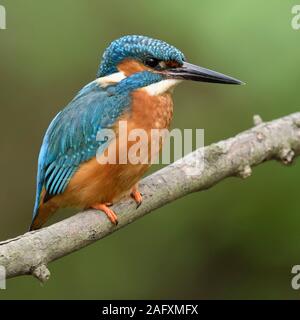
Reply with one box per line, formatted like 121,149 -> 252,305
91,203 -> 118,225
131,187 -> 143,209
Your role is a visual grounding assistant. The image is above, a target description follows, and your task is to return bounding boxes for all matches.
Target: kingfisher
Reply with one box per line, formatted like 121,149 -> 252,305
30,35 -> 243,231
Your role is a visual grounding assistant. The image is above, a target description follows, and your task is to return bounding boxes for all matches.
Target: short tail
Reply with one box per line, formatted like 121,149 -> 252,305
30,198 -> 59,231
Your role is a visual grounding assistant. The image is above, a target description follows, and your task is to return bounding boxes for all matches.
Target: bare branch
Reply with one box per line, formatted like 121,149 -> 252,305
1,112 -> 300,282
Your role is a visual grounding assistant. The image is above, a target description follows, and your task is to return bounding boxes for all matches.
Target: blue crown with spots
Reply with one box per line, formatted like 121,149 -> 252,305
97,35 -> 185,77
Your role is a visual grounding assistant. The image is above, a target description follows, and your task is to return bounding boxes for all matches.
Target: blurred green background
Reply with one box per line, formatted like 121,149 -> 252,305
0,0 -> 300,299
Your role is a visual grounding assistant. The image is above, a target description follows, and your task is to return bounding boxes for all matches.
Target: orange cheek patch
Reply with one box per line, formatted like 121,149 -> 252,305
166,60 -> 181,68
118,59 -> 151,76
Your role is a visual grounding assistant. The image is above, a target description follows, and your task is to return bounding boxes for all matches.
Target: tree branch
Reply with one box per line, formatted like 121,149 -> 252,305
1,112 -> 300,283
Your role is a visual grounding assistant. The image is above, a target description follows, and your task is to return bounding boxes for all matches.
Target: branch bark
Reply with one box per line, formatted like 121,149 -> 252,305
1,112 -> 300,283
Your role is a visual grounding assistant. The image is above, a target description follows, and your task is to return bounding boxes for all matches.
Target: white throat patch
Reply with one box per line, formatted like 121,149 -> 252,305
96,72 -> 182,96
143,79 -> 182,96
96,72 -> 126,88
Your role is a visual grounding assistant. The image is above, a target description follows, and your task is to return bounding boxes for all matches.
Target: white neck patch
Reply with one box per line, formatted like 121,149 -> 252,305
96,72 -> 182,96
143,79 -> 182,96
96,71 -> 126,88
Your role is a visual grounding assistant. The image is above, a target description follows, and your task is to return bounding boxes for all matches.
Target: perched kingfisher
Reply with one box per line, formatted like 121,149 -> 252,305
30,35 -> 242,230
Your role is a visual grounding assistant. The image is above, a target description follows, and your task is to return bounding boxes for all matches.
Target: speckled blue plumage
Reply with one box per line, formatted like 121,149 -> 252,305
97,35 -> 185,77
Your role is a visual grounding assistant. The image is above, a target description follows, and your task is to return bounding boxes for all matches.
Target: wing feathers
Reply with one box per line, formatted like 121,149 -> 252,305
32,81 -> 131,221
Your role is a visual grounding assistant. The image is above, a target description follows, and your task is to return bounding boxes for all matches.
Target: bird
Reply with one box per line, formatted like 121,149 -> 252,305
30,35 -> 243,231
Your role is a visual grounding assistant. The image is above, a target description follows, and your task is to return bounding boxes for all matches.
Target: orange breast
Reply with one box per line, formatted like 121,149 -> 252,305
53,89 -> 174,209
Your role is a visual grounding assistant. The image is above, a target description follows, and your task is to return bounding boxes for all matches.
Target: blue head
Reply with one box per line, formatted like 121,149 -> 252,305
97,35 -> 185,77
96,35 -> 243,91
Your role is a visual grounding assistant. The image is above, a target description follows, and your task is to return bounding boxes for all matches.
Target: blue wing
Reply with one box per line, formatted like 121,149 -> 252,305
33,80 -> 131,220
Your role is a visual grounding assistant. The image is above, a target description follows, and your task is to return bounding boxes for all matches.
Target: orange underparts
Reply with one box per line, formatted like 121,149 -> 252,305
32,84 -> 174,230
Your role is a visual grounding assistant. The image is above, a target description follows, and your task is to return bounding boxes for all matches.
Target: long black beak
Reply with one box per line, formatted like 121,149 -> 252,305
165,62 -> 244,85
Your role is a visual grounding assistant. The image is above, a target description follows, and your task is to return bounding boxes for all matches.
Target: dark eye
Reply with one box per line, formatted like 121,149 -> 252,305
144,57 -> 160,68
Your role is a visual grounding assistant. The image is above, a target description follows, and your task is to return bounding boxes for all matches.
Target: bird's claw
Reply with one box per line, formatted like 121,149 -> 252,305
91,203 -> 118,225
131,189 -> 143,209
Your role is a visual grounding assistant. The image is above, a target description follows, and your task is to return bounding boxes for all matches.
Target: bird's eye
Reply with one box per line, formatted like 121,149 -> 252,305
144,58 -> 160,68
